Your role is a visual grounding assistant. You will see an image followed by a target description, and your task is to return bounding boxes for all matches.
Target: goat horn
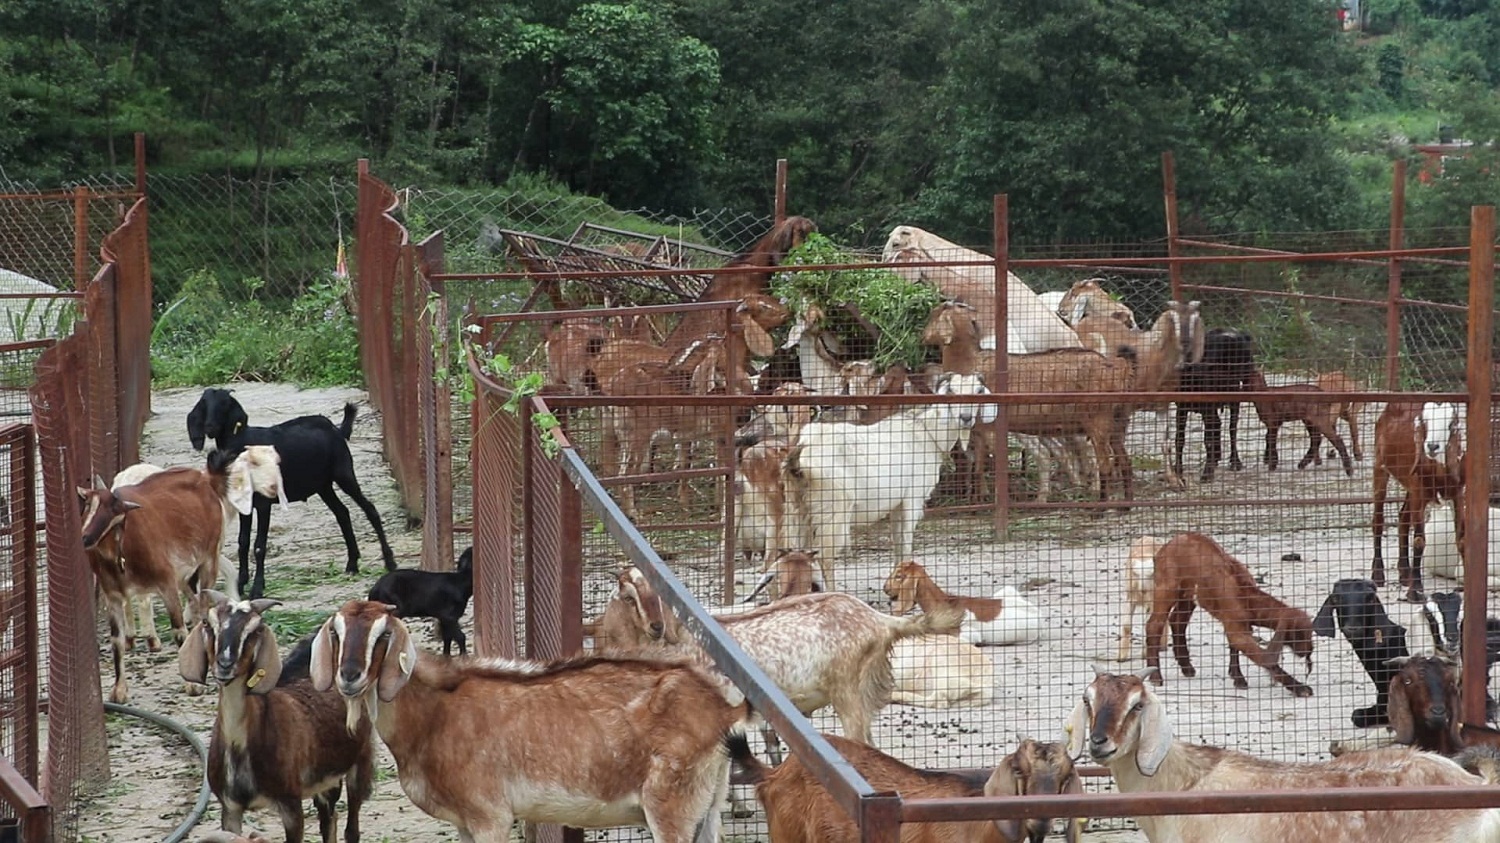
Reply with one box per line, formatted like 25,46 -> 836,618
745,570 -> 778,603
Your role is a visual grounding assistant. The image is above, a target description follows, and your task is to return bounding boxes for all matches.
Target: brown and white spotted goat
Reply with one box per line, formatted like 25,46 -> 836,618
179,592 -> 373,843
311,600 -> 752,843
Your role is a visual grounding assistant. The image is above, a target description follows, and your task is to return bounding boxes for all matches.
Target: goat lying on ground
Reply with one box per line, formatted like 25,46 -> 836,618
883,560 -> 1044,646
312,600 -> 752,843
1312,578 -> 1410,727
367,546 -> 474,655
1118,536 -> 1165,662
1146,532 -> 1315,697
1422,503 -> 1500,588
1246,369 -> 1354,476
179,593 -> 373,843
730,732 -> 1082,843
187,388 -> 396,598
1388,653 -> 1467,756
1173,327 -> 1254,484
80,451 -> 239,703
1372,401 -> 1466,602
1069,668 -> 1500,843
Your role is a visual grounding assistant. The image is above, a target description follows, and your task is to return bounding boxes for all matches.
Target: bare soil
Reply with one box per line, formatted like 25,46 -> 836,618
74,387 -> 1471,842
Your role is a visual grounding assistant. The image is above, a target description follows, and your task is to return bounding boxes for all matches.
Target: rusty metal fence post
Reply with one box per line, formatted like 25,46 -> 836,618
1463,204 -> 1496,726
991,194 -> 1011,536
100,197 -> 152,468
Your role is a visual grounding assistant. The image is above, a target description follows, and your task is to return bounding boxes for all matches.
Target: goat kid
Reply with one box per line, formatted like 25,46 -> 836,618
883,560 -> 1045,646
366,546 -> 474,655
1068,667 -> 1500,843
179,593 -> 373,843
311,600 -> 751,843
730,732 -> 1082,843
1312,578 -> 1410,727
1146,532 -> 1315,697
187,388 -> 396,599
1246,369 -> 1354,476
1372,400 -> 1466,602
1118,536 -> 1165,662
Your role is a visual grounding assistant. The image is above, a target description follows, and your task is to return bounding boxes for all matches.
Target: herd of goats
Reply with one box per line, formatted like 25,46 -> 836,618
76,217 -> 1500,842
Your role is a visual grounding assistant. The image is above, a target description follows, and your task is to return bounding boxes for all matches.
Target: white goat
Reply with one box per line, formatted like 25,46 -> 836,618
1118,535 -> 1165,662
1068,668 -> 1500,843
889,634 -> 997,709
784,372 -> 991,591
883,225 -> 1081,353
313,600 -> 751,843
883,561 -> 1046,646
1424,503 -> 1500,587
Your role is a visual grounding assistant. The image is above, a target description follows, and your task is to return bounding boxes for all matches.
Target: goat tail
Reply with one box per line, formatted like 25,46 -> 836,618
338,403 -> 358,440
724,730 -> 770,785
1456,745 -> 1500,784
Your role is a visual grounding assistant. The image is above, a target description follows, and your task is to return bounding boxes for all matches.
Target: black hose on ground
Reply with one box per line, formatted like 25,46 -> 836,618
102,701 -> 210,843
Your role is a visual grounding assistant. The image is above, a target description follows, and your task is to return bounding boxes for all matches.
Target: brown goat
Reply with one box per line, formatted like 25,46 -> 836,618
1146,532 -> 1315,697
1246,369 -> 1354,476
1314,370 -> 1365,462
1388,653 -> 1465,756
80,451 -> 237,703
1057,277 -> 1136,329
729,732 -> 1082,843
1372,401 -> 1466,602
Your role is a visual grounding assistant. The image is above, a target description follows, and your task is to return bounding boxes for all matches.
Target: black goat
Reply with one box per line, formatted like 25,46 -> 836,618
187,388 -> 396,598
1312,578 -> 1409,728
1173,328 -> 1254,483
367,546 -> 473,655
1422,591 -> 1500,720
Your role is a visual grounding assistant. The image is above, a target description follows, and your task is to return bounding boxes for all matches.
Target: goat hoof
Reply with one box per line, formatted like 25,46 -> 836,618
1232,678 -> 1249,690
1287,682 -> 1314,698
1401,589 -> 1426,604
184,682 -> 206,697
1229,458 -> 1244,471
146,637 -> 163,653
1147,669 -> 1164,686
110,686 -> 129,705
1180,666 -> 1196,679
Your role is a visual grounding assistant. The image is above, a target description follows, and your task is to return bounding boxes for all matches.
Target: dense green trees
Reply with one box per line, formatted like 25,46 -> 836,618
1,0 -> 1495,241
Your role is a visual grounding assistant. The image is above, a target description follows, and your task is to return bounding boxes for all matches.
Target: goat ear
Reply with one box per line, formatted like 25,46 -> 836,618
1312,593 -> 1339,638
739,312 -> 775,358
982,756 -> 1024,842
177,622 -> 211,685
744,570 -> 777,603
1063,698 -> 1089,759
76,486 -> 90,501
1187,307 -> 1206,366
247,628 -> 283,695
187,398 -> 208,451
310,617 -> 338,693
1389,675 -> 1415,745
377,617 -> 418,703
1134,693 -> 1173,776
1063,772 -> 1087,843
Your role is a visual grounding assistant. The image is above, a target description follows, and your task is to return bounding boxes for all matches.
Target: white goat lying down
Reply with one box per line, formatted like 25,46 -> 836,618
1425,502 -> 1500,587
884,560 -> 1046,646
1069,668 -> 1500,843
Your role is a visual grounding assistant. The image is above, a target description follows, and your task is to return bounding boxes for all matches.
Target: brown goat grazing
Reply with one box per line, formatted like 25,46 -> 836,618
729,732 -> 1082,843
1314,370 -> 1365,462
179,593 -> 373,843
1388,653 -> 1465,756
311,600 -> 752,843
1146,532 -> 1315,697
1246,369 -> 1354,476
80,451 -> 237,704
1372,401 -> 1466,602
1068,669 -> 1500,843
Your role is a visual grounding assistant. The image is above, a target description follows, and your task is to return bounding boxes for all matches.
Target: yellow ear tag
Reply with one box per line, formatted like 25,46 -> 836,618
233,422 -> 243,435
246,668 -> 266,689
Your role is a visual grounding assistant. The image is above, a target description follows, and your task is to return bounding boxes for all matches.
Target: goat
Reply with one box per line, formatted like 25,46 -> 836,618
1067,668 -> 1500,843
1312,370 -> 1366,463
883,560 -> 1044,646
312,600 -> 752,843
1146,532 -> 1315,697
603,336 -> 730,520
742,548 -> 823,604
1372,401 -> 1466,602
883,226 -> 1082,353
1073,301 -> 1205,493
179,593 -> 373,843
1119,536 -> 1165,662
366,546 -> 474,655
1422,503 -> 1500,588
1419,590 -> 1500,720
1312,578 -> 1410,727
80,450 -> 239,704
1388,654 -> 1466,755
591,294 -> 787,398
1245,369 -> 1354,476
593,567 -> 960,749
783,372 -> 991,591
1058,277 -> 1136,329
544,318 -> 608,394
729,732 -> 1082,843
186,388 -> 396,599
732,383 -> 814,567
1173,327 -> 1254,484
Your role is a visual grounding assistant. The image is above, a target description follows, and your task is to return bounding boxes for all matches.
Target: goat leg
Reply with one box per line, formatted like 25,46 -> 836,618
313,785 -> 340,843
1396,497 -> 1416,596
1168,600 -> 1196,678
1224,622 -> 1312,697
1263,421 -> 1280,471
1200,409 -> 1222,483
1226,402 -> 1244,471
1408,517 -> 1428,604
1372,465 -> 1390,587
1228,645 -> 1249,690
107,603 -> 130,704
1144,608 -> 1168,685
276,796 -> 308,843
1296,423 -> 1319,470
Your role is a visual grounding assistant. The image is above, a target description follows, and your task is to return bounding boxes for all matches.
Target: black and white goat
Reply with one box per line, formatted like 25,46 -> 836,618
1422,591 -> 1500,721
1312,578 -> 1409,728
179,592 -> 374,843
186,388 -> 396,599
1172,328 -> 1254,484
366,546 -> 474,655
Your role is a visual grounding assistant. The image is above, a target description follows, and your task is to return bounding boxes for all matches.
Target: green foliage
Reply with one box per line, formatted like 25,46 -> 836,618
1378,43 -> 1408,100
770,233 -> 941,369
151,269 -> 362,387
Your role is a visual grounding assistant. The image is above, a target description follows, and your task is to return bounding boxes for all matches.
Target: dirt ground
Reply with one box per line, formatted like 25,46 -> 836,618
72,386 -> 1474,842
